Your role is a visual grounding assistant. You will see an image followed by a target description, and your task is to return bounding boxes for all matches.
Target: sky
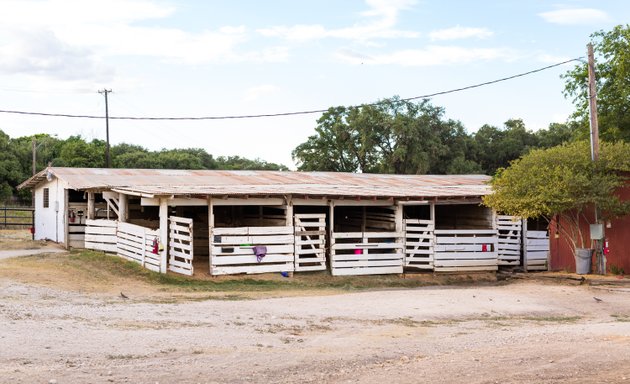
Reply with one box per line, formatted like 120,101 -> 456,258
0,0 -> 628,168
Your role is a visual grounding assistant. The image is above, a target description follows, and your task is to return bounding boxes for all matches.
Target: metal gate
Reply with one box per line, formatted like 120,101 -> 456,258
168,216 -> 194,276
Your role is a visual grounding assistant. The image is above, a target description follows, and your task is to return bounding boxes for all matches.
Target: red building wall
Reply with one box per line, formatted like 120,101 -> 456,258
549,184 -> 630,274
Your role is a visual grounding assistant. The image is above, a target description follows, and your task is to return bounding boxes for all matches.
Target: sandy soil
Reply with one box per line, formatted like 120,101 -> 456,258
1,234 -> 630,383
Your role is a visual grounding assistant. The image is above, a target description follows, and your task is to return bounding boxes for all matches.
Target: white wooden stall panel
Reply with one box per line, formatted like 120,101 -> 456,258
168,216 -> 194,276
210,226 -> 294,275
496,215 -> 522,266
404,219 -> 435,270
433,229 -> 498,272
117,221 -> 161,273
84,219 -> 117,253
331,232 -> 403,276
294,214 -> 327,272
525,230 -> 549,271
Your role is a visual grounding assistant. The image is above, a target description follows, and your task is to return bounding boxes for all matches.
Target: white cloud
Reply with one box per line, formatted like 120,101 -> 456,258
257,0 -> 419,42
0,0 -> 286,83
539,8 -> 610,25
337,45 -> 516,66
429,26 -> 493,41
242,84 -> 281,102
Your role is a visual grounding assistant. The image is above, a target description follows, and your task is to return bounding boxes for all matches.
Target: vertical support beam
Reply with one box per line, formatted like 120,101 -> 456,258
395,202 -> 404,264
118,193 -> 128,223
522,218 -> 528,272
285,195 -> 293,227
159,198 -> 168,274
207,196 -> 214,275
429,203 -> 436,223
329,200 -> 335,264
63,187 -> 69,249
87,191 -> 95,220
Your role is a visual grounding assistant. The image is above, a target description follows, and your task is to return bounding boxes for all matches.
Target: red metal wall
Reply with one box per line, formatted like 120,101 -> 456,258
549,184 -> 630,274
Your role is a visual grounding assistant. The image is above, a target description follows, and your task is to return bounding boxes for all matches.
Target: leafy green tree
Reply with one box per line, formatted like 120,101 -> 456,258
483,140 -> 630,255
472,119 -> 538,175
562,24 -> 630,141
216,156 -> 289,171
57,136 -> 107,167
535,122 -> 579,148
0,130 -> 22,202
293,97 -> 481,174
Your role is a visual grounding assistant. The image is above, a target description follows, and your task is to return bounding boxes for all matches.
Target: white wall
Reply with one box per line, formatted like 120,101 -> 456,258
34,178 -> 68,243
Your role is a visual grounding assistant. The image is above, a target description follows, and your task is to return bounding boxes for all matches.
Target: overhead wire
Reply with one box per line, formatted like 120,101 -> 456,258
0,58 -> 582,121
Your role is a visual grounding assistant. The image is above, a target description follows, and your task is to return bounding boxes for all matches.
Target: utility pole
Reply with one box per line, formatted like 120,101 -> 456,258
587,43 -> 604,274
32,138 -> 36,176
587,43 -> 599,161
98,89 -> 112,168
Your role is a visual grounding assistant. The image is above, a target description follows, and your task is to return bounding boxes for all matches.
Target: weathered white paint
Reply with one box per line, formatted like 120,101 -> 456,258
159,198 -> 168,274
33,177 -> 68,243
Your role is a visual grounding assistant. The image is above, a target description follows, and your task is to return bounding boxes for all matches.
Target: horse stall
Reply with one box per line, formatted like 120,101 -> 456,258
209,199 -> 295,275
432,203 -> 499,272
330,202 -> 404,276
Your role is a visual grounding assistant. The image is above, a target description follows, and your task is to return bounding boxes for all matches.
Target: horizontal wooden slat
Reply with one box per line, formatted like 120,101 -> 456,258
435,237 -> 497,244
333,232 -> 402,239
212,254 -> 293,265
434,229 -> 497,235
331,266 -> 403,276
212,263 -> 293,275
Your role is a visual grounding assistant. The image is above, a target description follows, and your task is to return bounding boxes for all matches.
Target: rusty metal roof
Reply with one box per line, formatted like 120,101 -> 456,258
19,167 -> 491,198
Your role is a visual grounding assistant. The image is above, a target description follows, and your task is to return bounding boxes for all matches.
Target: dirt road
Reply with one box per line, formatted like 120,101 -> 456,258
2,269 -> 630,384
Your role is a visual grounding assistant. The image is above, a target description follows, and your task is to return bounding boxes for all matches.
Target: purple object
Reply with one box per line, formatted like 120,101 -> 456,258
253,245 -> 267,262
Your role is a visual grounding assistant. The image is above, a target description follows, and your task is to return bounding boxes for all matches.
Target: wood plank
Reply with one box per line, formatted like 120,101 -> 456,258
212,254 -> 293,265
434,251 -> 497,260
527,231 -> 549,238
333,243 -> 402,250
434,259 -> 498,267
85,243 -> 117,253
331,266 -> 403,276
434,266 -> 498,272
211,263 -> 293,275
213,234 -> 295,245
435,237 -> 497,244
333,231 -> 402,239
86,219 -> 117,227
434,229 -> 497,235
85,227 -> 117,236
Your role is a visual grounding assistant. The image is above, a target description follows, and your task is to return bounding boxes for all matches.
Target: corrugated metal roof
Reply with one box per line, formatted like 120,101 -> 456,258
19,167 -> 491,198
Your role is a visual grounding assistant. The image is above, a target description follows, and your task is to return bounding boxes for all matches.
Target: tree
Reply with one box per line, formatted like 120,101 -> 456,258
483,140 -> 630,256
0,130 -> 22,202
472,119 -> 538,175
292,97 -> 481,174
562,24 -> 630,141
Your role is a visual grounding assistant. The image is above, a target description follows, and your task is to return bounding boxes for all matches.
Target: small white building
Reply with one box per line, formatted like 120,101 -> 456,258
19,167 -> 543,276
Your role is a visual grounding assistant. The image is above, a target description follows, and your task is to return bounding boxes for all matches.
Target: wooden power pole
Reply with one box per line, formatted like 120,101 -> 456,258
587,43 -> 599,161
98,89 -> 112,168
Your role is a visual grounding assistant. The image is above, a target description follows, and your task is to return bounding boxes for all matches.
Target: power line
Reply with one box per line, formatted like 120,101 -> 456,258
0,58 -> 582,121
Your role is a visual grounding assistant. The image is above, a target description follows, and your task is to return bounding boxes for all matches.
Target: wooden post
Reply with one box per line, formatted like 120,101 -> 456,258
329,200 -> 335,265
395,202 -> 404,270
522,218 -> 528,272
208,196 -> 214,275
587,43 -> 600,162
118,193 -> 128,223
159,198 -> 168,274
87,191 -> 95,220
285,196 -> 293,227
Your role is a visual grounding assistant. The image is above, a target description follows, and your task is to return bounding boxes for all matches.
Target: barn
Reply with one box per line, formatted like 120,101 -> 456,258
18,167 -> 547,276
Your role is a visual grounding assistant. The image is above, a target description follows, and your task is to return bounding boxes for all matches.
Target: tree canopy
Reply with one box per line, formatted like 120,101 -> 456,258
483,140 -> 630,251
562,24 -> 630,141
0,129 -> 288,204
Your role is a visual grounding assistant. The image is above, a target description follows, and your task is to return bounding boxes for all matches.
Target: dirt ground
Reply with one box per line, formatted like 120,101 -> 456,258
1,231 -> 630,384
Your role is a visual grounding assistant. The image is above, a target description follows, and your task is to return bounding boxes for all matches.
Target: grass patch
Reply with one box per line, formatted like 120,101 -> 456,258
61,249 -> 481,293
611,314 -> 630,322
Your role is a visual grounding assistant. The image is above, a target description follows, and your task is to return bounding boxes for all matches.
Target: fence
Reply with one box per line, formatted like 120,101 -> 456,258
496,215 -> 522,266
330,231 -> 404,276
210,226 -> 295,275
294,214 -> 327,272
117,221 -> 162,272
404,219 -> 435,270
0,206 -> 34,230
433,229 -> 499,272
